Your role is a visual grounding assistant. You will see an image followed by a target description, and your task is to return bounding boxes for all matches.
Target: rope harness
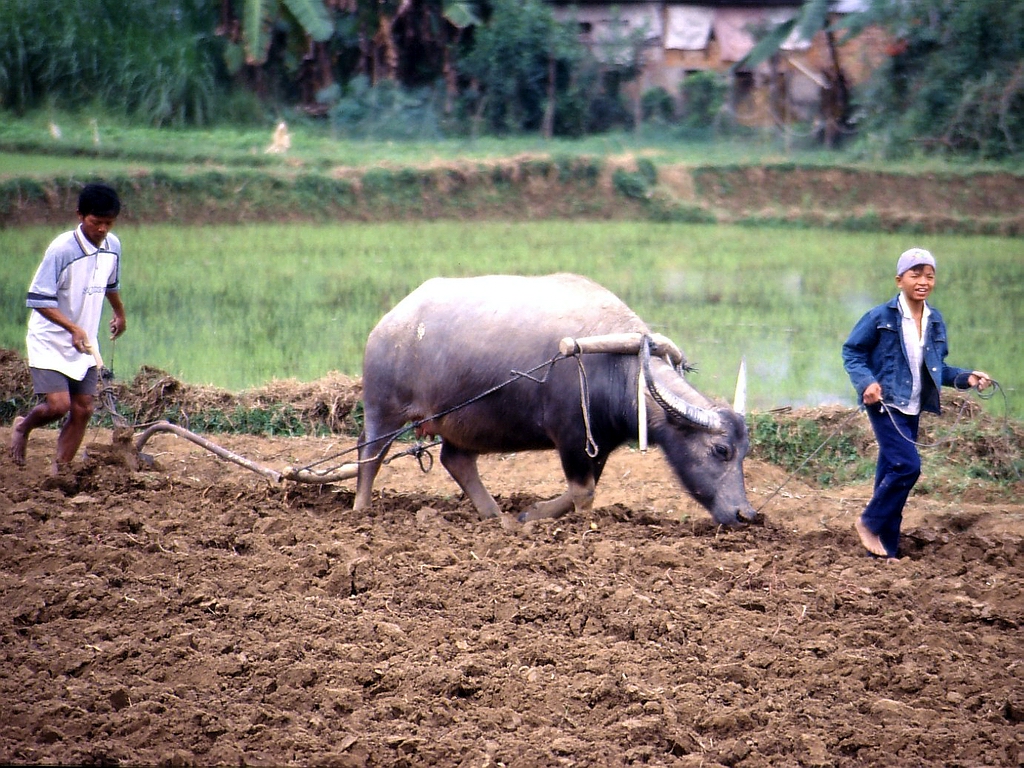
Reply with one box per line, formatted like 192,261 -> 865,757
96,338 -> 668,481
298,349 -> 599,475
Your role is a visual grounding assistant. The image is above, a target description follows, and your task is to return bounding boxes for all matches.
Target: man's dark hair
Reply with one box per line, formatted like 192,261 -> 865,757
78,183 -> 121,217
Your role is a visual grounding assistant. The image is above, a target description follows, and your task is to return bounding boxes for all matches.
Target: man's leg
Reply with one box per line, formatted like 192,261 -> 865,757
54,392 -> 95,468
9,391 -> 72,465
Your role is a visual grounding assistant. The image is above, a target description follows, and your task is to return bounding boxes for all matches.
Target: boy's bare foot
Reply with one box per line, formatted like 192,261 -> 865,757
9,417 -> 27,465
854,518 -> 888,557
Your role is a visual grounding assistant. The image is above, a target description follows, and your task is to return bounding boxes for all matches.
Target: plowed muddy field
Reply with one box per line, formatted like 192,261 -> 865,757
3,409 -> 1022,768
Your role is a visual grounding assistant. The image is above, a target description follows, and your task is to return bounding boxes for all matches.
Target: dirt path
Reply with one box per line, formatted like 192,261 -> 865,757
2,424 -> 1021,766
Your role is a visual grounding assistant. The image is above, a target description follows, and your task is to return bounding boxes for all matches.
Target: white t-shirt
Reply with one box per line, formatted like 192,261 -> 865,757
896,292 -> 930,416
25,225 -> 121,381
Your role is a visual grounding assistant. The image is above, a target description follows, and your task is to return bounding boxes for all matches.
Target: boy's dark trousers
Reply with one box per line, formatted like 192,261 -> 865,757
862,404 -> 922,558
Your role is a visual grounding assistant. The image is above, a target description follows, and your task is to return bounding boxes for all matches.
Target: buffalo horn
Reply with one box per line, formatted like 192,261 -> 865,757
641,337 -> 722,432
733,357 -> 747,415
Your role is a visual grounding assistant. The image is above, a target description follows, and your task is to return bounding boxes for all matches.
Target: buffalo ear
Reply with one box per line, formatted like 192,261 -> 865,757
733,358 -> 747,416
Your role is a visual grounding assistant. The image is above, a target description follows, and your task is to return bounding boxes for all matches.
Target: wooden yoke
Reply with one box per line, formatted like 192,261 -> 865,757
559,331 -> 687,454
558,332 -> 684,368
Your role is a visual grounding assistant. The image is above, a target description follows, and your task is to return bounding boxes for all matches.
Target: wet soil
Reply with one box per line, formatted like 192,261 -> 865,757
2,415 -> 1022,766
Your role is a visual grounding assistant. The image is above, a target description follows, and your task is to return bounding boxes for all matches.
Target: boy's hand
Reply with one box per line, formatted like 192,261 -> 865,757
969,371 -> 992,391
862,382 -> 882,405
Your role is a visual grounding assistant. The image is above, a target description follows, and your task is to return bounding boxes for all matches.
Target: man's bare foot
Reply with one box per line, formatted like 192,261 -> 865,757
854,518 -> 888,557
9,416 -> 27,465
43,462 -> 79,494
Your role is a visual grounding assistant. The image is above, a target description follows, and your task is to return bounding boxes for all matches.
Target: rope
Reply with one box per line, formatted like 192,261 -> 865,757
575,357 -> 599,458
755,408 -> 861,513
95,337 -> 128,428
91,340 -> 1019,493
382,439 -> 442,473
297,352 -> 569,473
86,341 -> 580,480
880,379 -> 1007,449
757,379 -> 1014,511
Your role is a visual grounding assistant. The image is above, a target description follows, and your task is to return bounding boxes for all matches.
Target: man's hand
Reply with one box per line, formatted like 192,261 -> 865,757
109,314 -> 126,339
69,325 -> 89,352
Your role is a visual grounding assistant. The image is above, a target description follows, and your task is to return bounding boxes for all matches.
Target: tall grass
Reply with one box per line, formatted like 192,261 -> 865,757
2,222 -> 1021,419
0,1 -> 220,126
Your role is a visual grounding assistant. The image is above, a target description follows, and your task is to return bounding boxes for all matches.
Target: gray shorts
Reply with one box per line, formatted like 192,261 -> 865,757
30,367 -> 99,397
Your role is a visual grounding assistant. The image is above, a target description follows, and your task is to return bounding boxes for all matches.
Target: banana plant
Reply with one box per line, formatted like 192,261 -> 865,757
219,0 -> 333,72
732,0 -> 880,147
443,0 -> 480,30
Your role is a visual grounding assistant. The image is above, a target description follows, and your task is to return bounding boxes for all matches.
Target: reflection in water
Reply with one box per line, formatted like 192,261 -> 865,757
654,269 -> 855,412
649,263 -> 1018,417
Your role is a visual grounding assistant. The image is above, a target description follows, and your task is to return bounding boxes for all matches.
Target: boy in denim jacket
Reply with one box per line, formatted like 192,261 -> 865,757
842,248 -> 991,560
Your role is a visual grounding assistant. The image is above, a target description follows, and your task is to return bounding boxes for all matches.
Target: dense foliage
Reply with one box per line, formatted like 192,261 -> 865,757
0,0 -> 1021,155
859,0 -> 1024,159
0,0 -> 222,126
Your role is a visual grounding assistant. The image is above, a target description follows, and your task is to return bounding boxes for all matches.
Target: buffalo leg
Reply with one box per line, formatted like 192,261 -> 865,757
518,479 -> 593,522
518,450 -> 607,521
440,442 -> 502,519
354,429 -> 387,511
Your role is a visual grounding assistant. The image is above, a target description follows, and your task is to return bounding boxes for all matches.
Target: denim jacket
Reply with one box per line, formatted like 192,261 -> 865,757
842,295 -> 973,415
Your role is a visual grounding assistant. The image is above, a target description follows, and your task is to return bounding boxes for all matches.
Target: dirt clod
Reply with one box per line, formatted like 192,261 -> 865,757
1,364 -> 1022,766
2,421 -> 1024,768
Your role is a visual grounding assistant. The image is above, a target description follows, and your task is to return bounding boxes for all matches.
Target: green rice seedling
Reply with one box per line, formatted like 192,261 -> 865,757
2,222 -> 1021,419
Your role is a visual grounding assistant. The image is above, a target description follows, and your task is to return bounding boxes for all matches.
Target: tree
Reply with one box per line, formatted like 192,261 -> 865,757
217,0 -> 335,107
738,0 -> 1024,158
459,0 -> 583,135
735,0 -> 879,147
440,0 -> 482,114
860,0 -> 1024,158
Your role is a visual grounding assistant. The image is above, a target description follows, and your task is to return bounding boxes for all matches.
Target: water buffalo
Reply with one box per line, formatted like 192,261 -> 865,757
354,273 -> 755,525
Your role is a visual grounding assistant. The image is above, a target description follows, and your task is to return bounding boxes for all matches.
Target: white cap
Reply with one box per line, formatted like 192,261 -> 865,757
897,247 -> 936,276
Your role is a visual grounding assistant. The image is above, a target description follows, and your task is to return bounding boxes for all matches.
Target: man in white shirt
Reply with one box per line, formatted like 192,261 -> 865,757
10,183 -> 127,472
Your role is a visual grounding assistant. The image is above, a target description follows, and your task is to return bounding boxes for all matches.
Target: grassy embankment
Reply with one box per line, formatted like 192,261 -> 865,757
3,114 -> 1023,233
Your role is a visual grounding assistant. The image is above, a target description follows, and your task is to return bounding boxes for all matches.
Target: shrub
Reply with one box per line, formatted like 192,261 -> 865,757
857,0 -> 1024,160
612,168 -> 650,199
680,71 -> 726,129
641,87 -> 675,123
329,76 -> 444,140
